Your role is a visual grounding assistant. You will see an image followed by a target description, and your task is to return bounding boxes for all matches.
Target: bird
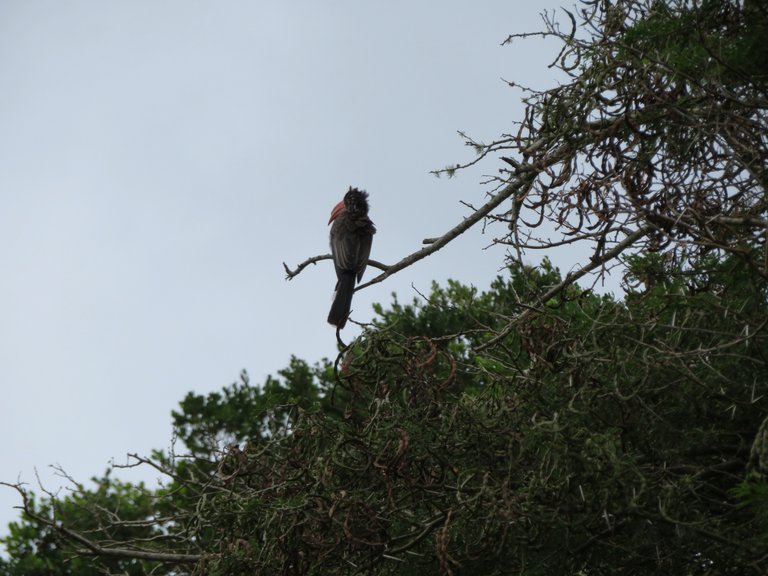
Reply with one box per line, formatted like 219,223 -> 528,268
327,187 -> 376,329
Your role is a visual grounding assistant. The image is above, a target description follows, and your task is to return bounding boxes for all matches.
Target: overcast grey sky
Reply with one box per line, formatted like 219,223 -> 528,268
0,1 -> 582,538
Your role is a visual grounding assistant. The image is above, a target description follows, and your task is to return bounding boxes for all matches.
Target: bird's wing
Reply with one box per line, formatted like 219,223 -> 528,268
355,231 -> 373,282
330,216 -> 374,281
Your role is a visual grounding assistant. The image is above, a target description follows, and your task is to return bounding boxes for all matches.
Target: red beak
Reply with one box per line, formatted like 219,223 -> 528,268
328,200 -> 345,224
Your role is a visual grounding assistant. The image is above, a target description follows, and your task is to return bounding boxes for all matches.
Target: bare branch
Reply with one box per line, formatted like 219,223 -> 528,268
283,254 -> 389,280
355,173 -> 537,293
283,169 -> 537,294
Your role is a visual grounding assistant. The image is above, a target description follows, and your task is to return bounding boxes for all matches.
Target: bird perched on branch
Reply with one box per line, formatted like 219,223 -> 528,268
327,187 -> 376,329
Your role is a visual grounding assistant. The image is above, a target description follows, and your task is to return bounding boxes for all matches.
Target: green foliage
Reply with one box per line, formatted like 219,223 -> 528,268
621,0 -> 768,84
3,253 -> 768,574
0,473 -> 161,576
189,256 -> 768,574
172,359 -> 336,456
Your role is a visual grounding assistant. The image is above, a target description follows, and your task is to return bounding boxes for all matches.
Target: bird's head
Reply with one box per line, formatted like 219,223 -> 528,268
329,187 -> 369,224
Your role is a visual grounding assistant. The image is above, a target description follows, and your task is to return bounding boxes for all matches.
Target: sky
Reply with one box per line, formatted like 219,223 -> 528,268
0,0 -> 586,541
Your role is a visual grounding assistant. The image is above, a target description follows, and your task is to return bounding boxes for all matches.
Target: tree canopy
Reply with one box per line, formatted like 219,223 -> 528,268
3,1 -> 767,574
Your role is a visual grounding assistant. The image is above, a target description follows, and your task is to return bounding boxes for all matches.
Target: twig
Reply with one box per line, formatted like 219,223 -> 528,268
283,254 -> 389,280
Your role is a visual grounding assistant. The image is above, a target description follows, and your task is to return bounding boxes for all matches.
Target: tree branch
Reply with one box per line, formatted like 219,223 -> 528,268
354,174 -> 537,293
282,172 -> 536,294
283,254 -> 389,280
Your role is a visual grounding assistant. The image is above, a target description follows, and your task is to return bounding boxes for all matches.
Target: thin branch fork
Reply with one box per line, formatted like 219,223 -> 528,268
284,173 -> 537,293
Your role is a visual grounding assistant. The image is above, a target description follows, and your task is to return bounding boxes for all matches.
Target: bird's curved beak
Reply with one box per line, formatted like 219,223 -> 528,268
328,200 -> 345,224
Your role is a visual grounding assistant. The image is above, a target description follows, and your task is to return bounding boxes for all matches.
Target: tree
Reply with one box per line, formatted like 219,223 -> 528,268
5,254 -> 768,574
3,0 -> 767,573
0,361 -> 337,576
0,472 -> 166,576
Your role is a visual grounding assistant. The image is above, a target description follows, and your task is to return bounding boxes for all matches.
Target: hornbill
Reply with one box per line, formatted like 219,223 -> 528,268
327,187 -> 376,329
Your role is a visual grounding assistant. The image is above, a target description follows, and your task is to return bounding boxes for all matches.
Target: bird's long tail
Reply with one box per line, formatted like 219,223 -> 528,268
327,272 -> 356,329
